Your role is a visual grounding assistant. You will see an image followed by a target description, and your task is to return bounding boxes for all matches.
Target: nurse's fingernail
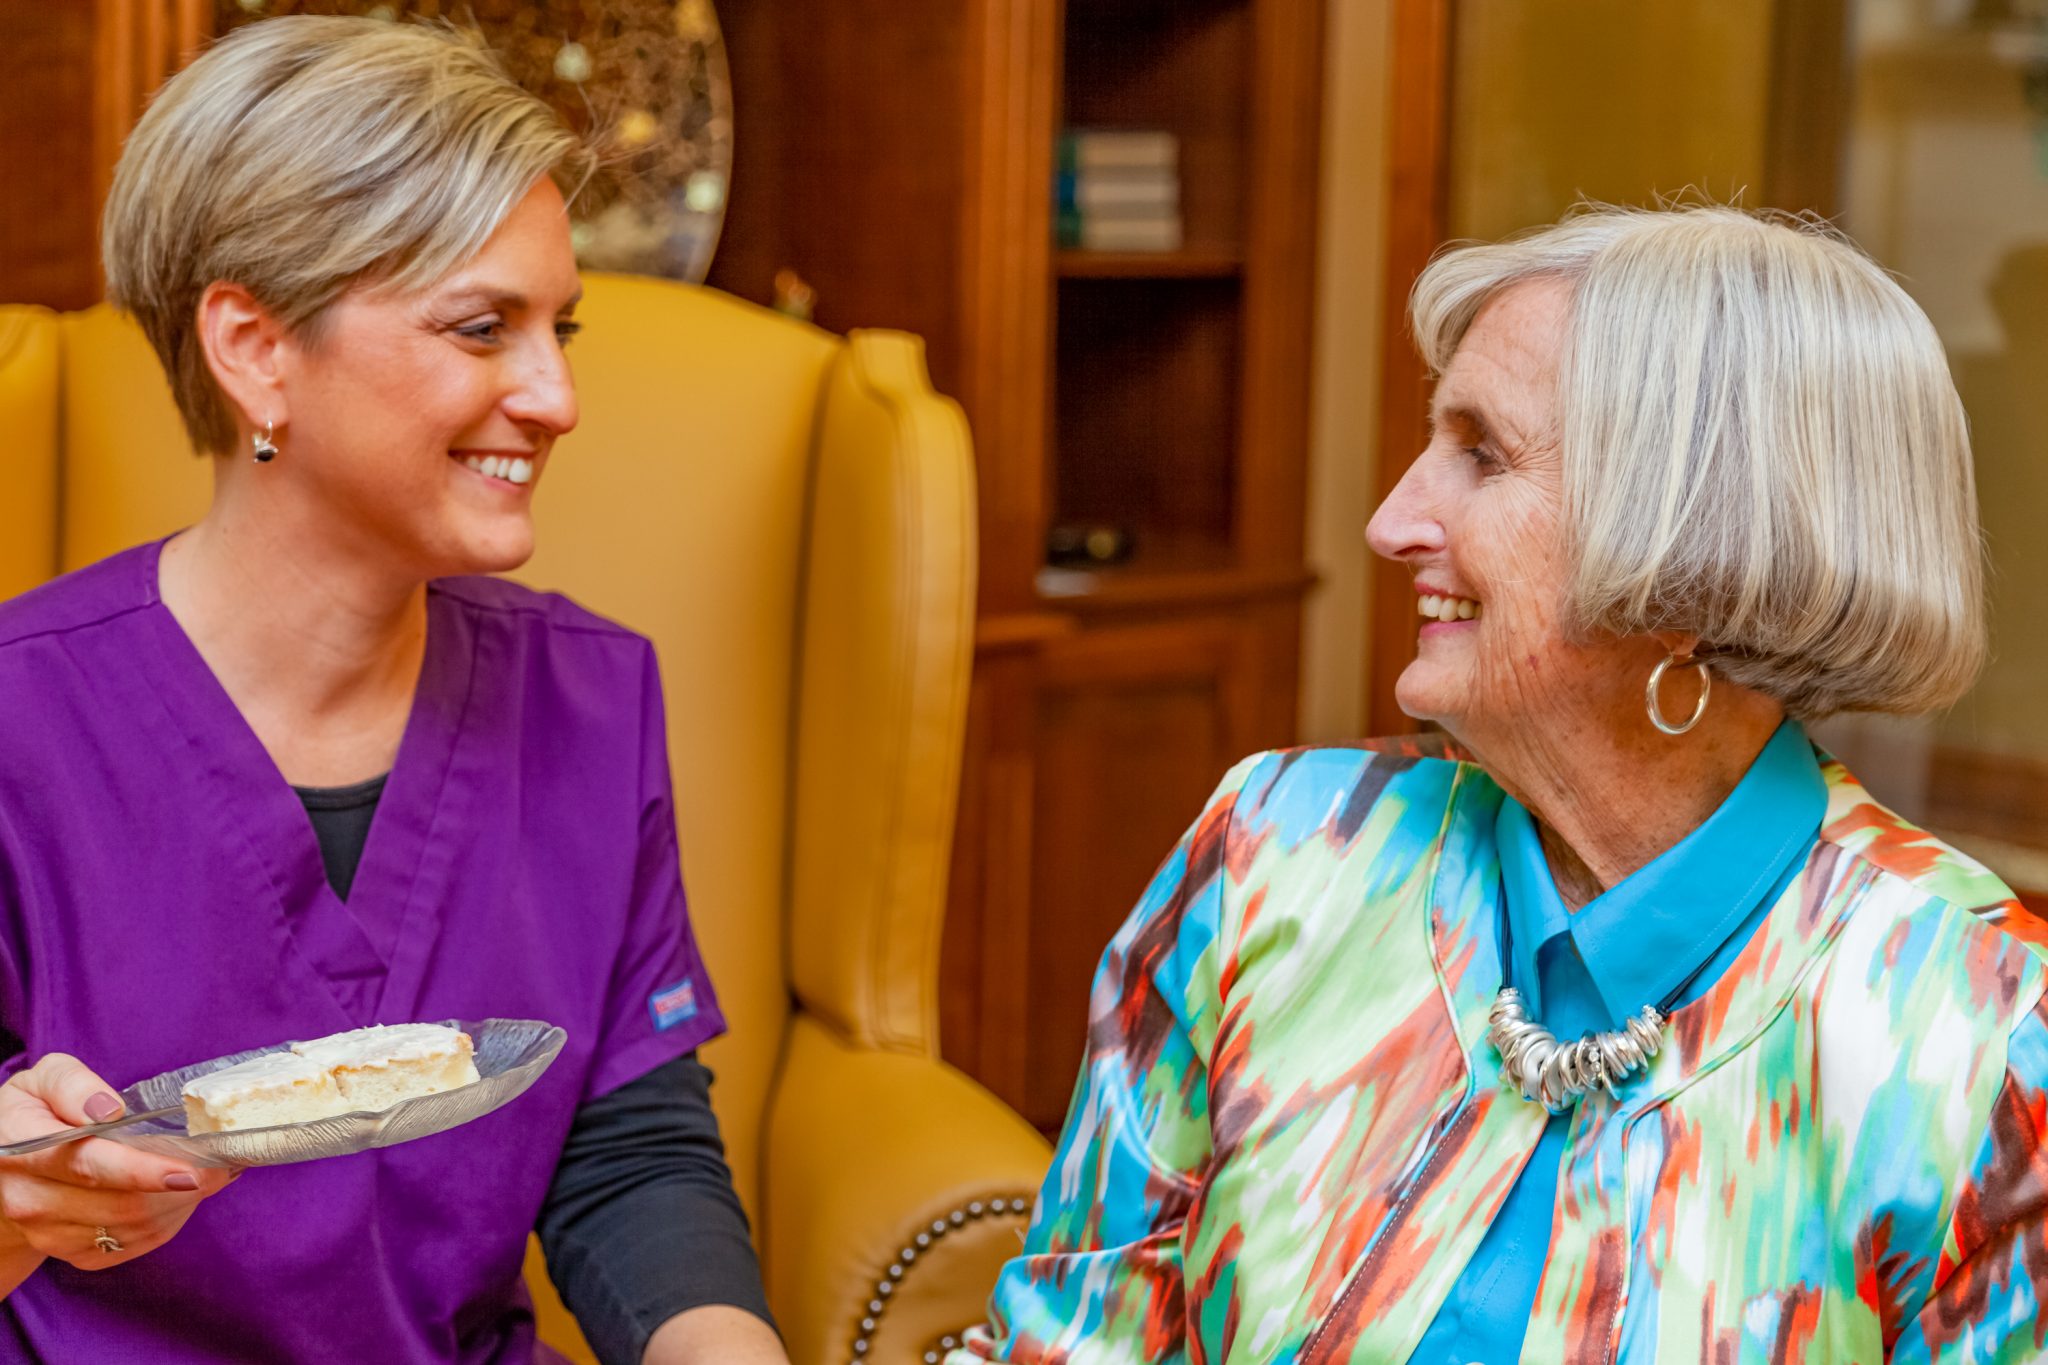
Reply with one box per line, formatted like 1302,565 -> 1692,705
164,1172 -> 199,1192
84,1093 -> 122,1122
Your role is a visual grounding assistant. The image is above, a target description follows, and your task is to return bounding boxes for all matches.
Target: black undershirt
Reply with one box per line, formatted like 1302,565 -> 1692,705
294,780 -> 773,1363
537,1051 -> 773,1362
295,773 -> 387,901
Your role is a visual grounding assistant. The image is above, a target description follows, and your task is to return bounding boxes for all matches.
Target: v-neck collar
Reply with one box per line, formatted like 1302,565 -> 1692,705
132,537 -> 478,1026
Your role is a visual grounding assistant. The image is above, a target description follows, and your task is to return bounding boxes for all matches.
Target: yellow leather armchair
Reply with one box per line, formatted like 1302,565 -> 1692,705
0,276 -> 1050,1365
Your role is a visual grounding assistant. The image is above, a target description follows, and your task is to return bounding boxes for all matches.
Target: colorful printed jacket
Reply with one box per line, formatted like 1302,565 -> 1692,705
953,744 -> 2048,1364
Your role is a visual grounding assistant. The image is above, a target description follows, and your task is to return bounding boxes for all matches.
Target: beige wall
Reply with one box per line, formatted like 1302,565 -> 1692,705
1449,0 -> 1774,239
1299,0 -> 1392,743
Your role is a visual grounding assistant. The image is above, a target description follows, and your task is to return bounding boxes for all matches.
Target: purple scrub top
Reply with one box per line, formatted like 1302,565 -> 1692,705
0,540 -> 726,1363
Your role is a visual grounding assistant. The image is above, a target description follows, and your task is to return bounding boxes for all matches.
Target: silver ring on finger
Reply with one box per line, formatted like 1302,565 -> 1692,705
92,1226 -> 122,1255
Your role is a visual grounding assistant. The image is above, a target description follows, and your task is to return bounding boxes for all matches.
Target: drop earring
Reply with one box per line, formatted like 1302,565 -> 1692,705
252,421 -> 278,464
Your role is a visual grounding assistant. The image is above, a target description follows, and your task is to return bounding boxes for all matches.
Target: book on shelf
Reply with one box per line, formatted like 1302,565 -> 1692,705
1066,216 -> 1184,253
1056,128 -> 1183,254
1056,169 -> 1179,213
1058,129 -> 1178,174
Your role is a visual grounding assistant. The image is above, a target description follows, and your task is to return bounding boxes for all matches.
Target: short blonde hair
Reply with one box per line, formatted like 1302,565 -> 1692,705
1411,203 -> 1984,720
104,16 -> 593,455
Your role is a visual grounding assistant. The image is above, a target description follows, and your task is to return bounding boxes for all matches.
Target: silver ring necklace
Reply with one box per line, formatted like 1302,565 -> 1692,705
1486,911 -> 1673,1113
1487,988 -> 1665,1113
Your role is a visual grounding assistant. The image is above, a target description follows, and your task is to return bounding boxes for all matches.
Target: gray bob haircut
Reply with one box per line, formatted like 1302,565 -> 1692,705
103,15 -> 594,455
1411,203 -> 1985,721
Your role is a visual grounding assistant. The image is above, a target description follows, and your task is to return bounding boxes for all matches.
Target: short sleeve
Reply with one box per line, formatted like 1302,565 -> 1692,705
581,642 -> 727,1102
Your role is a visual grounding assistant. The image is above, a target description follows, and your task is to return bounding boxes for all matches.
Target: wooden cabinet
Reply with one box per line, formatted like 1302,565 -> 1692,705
939,595 -> 1309,1129
1023,601 -> 1299,1118
710,0 -> 1322,1131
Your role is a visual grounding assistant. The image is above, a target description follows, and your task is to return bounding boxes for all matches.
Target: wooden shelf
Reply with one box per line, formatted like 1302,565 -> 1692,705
1037,557 -> 1317,613
974,611 -> 1079,653
1054,279 -> 1240,551
1055,249 -> 1244,279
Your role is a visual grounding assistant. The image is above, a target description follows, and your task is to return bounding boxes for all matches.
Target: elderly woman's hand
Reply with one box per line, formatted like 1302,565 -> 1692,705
0,1054 -> 236,1292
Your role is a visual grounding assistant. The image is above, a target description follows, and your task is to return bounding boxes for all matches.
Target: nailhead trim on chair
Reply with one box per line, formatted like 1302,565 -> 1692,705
919,1329 -> 972,1365
845,1194 -> 1033,1365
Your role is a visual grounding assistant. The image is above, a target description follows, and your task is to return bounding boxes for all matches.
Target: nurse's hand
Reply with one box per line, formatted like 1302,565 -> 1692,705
0,1054 -> 236,1291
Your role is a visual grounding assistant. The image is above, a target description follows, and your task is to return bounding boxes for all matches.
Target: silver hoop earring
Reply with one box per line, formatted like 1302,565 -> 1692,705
252,421 -> 278,464
1646,653 -> 1711,736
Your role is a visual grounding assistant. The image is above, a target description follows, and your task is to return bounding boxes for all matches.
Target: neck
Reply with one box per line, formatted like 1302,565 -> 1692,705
159,463 -> 428,784
1460,689 -> 1786,911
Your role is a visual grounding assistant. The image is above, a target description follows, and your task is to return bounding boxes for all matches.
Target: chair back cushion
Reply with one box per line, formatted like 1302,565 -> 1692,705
517,277 -> 833,1207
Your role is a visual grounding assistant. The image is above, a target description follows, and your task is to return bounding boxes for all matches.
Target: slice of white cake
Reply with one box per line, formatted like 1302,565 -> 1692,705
182,1051 -> 349,1134
291,1023 -> 480,1112
178,1023 -> 482,1134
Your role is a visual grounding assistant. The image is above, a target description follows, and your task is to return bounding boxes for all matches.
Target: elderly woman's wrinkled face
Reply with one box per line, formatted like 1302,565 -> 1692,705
273,178 -> 581,578
1368,279 -> 1655,751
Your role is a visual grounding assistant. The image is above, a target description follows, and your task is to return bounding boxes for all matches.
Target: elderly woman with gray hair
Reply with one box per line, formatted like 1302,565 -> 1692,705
0,17 -> 785,1365
956,206 -> 2045,1364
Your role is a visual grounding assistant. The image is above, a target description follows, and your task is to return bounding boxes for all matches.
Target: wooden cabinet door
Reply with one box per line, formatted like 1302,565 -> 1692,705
994,607 -> 1290,1130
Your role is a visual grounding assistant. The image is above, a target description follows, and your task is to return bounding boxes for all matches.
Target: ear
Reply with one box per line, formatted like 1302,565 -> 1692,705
196,281 -> 295,441
1649,629 -> 1703,660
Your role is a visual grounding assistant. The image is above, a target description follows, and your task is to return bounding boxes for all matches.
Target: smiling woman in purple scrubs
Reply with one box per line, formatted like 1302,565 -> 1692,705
0,17 -> 786,1365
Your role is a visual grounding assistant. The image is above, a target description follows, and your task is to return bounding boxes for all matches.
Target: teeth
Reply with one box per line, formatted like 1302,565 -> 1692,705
457,453 -> 536,484
1417,592 -> 1482,622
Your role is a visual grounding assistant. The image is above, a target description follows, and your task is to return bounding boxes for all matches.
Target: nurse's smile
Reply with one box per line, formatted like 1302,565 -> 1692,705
452,448 -> 543,489
207,177 -> 586,583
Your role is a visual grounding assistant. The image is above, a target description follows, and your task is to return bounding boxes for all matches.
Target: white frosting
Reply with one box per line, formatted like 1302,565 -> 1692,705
291,1023 -> 470,1071
182,1024 -> 477,1131
182,1050 -> 332,1106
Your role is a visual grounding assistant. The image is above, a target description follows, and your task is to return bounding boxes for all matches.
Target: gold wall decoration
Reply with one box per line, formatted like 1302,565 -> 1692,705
217,0 -> 733,283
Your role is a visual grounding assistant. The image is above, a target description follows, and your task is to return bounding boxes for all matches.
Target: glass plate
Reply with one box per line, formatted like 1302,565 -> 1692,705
104,1019 -> 566,1169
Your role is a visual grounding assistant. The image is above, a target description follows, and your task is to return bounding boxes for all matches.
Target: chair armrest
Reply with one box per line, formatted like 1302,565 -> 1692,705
765,1016 -> 1051,1365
